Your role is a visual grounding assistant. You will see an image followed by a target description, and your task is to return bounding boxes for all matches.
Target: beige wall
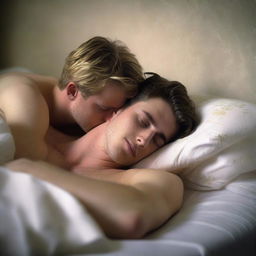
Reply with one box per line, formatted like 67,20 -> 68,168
1,0 -> 256,103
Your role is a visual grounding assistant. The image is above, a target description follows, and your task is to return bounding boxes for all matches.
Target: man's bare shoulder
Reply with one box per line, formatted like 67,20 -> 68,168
0,72 -> 57,99
0,72 -> 35,90
0,72 -> 51,159
126,169 -> 184,218
0,72 -> 56,92
110,168 -> 184,233
0,72 -> 44,112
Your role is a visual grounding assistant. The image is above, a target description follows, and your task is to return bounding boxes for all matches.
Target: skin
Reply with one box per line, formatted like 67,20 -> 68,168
0,72 -> 131,160
5,97 -> 184,239
104,98 -> 177,166
46,98 -> 178,170
63,80 -> 130,133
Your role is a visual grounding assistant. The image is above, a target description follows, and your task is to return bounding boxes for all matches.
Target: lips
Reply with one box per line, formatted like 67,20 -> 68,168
125,138 -> 136,157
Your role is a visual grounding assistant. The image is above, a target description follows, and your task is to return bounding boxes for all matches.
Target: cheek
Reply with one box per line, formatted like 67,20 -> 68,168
75,103 -> 90,121
71,101 -> 93,130
78,101 -> 102,126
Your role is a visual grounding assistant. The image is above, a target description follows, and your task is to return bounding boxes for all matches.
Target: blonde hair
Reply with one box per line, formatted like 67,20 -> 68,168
59,37 -> 144,97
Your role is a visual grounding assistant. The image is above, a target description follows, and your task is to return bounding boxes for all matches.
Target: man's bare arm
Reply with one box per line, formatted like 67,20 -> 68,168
5,159 -> 183,239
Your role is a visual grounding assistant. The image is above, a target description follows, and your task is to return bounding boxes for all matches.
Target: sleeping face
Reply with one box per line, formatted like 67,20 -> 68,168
104,97 -> 178,166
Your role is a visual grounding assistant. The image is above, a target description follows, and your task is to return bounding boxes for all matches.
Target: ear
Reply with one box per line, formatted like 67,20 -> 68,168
66,82 -> 79,100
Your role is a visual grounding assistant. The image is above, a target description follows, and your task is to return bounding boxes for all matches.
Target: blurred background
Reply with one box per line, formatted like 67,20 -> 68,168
1,0 -> 256,102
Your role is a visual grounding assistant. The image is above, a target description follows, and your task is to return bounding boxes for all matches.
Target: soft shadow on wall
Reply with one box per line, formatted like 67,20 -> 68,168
1,0 -> 256,103
0,1 -> 13,70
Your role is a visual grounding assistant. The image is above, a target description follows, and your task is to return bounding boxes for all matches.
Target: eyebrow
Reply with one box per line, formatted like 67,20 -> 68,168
142,110 -> 167,143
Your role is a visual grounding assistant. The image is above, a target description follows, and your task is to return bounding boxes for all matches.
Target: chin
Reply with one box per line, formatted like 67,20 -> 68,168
107,140 -> 138,167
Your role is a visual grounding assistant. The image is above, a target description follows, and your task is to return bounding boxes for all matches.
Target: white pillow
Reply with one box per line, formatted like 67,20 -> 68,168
134,98 -> 256,190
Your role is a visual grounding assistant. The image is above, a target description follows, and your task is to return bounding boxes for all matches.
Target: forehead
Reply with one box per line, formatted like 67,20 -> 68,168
128,98 -> 177,141
96,81 -> 130,108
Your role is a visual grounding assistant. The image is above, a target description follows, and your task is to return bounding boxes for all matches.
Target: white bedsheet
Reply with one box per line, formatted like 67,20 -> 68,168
1,167 -> 255,256
0,167 -> 107,255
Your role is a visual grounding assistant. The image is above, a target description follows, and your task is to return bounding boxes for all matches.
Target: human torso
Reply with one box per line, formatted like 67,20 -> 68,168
45,123 -> 120,172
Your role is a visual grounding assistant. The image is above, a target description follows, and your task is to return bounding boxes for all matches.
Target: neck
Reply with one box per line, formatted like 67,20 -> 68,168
57,123 -> 120,171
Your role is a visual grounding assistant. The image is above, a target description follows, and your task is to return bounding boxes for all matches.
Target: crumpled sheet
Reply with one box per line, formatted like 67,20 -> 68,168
0,167 -> 108,256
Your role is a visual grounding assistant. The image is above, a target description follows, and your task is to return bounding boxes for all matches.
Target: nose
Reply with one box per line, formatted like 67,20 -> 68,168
136,129 -> 155,147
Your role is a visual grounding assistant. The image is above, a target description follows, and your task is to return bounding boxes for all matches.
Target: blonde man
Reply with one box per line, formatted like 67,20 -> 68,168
0,37 -> 144,161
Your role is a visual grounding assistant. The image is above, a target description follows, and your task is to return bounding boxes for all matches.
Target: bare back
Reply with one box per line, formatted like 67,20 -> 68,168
0,72 -> 56,160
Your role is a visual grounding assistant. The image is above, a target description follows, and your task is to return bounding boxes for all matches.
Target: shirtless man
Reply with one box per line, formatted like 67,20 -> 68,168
0,36 -> 143,161
6,73 -> 198,239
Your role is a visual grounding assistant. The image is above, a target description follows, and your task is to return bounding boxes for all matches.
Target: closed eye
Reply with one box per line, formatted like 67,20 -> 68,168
142,111 -> 167,145
97,104 -> 113,112
138,117 -> 150,128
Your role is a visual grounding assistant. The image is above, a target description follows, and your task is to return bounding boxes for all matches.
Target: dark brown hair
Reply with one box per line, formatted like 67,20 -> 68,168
128,72 -> 198,141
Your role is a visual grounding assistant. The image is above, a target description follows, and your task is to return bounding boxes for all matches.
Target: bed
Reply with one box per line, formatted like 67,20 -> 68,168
0,96 -> 256,256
